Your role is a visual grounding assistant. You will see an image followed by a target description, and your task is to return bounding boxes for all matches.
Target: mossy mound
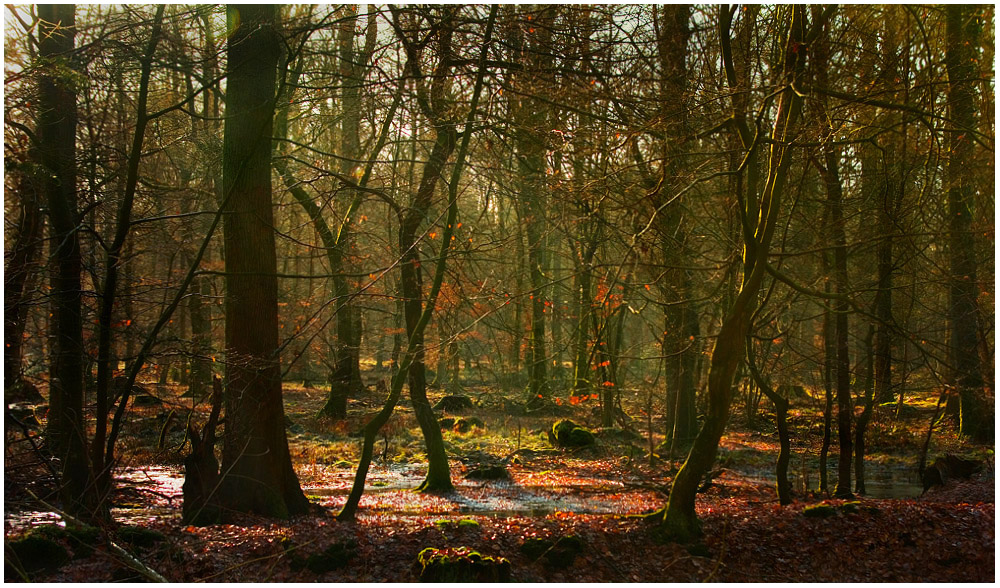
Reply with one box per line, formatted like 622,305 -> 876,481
465,464 -> 509,481
838,501 -> 879,515
117,525 -> 166,549
802,504 -> 838,518
415,547 -> 511,582
433,395 -> 474,412
519,534 -> 584,569
551,420 -> 596,448
433,518 -> 481,531
5,533 -> 70,578
880,401 -> 919,418
34,524 -> 101,559
453,417 -> 485,433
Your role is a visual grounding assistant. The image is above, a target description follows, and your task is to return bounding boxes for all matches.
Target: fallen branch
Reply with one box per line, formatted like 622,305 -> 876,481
25,490 -> 168,583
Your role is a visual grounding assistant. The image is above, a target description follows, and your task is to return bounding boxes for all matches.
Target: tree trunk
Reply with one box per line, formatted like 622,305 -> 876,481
400,128 -> 456,492
512,6 -> 556,405
827,139 -> 852,499
91,4 -> 164,494
654,4 -> 697,451
339,9 -> 494,511
658,4 -> 809,543
945,4 -> 992,443
572,236 -> 597,395
217,4 -> 308,518
820,275 -> 834,494
746,339 -> 792,505
855,325 -> 876,494
38,3 -> 93,518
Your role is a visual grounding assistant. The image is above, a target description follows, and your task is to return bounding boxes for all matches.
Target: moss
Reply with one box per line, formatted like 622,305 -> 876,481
839,501 -> 879,515
117,525 -> 166,549
34,524 -> 101,559
433,518 -> 481,531
568,427 -> 595,447
305,540 -> 357,574
5,533 -> 70,577
550,420 -> 596,448
838,501 -> 861,514
453,417 -> 486,433
415,546 -> 510,582
552,420 -> 578,444
433,395 -> 474,412
802,504 -> 838,518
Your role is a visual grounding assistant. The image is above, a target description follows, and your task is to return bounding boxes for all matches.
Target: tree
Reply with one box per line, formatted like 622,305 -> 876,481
510,5 -> 557,407
656,5 -> 816,542
37,3 -> 94,518
946,4 -> 992,443
216,4 -> 308,518
653,4 -> 698,449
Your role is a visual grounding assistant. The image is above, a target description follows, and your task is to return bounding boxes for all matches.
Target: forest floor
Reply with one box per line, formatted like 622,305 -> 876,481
4,375 -> 995,582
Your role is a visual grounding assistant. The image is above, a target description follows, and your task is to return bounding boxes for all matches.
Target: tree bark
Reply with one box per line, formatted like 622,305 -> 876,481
654,4 -> 698,452
855,325 -> 876,494
217,4 -> 308,518
400,127 -> 456,492
38,3 -> 93,518
945,4 -> 992,443
811,11 -> 853,498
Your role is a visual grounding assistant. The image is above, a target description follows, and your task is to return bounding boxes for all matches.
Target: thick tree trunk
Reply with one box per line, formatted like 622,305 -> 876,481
38,3 -> 93,518
945,5 -> 992,443
820,278 -> 834,494
654,4 -> 697,451
217,4 -> 308,518
827,141 -> 852,499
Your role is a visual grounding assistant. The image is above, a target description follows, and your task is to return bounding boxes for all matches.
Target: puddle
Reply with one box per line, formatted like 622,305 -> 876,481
4,510 -> 65,531
448,481 -> 633,516
733,465 -> 926,499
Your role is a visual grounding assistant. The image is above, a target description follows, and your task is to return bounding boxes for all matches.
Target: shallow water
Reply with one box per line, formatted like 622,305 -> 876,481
4,460 -> 935,532
736,464 -> 925,499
